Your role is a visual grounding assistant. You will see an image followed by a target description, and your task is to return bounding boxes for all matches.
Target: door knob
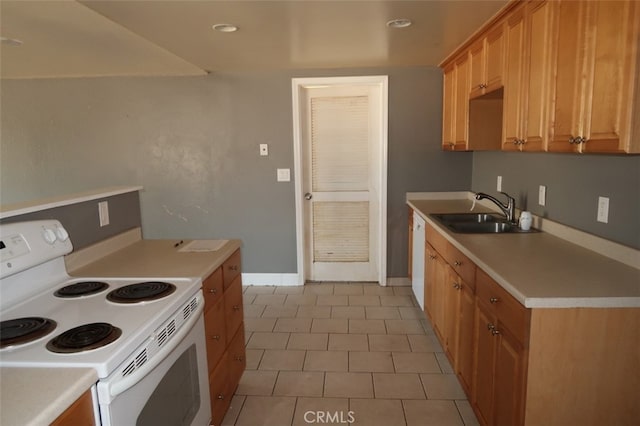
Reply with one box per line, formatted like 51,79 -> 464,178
304,193 -> 313,200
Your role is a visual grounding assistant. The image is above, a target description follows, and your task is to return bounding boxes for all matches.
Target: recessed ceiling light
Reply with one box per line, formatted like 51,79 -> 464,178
1,37 -> 24,47
212,23 -> 238,33
386,18 -> 412,29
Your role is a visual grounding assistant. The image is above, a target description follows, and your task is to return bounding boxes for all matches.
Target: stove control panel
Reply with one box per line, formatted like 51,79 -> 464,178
0,220 -> 73,279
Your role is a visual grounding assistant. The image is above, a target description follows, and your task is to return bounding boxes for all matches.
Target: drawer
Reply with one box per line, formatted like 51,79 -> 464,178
222,249 -> 242,290
204,297 -> 227,373
209,353 -> 232,426
227,325 -> 246,393
426,223 -> 449,259
445,243 -> 476,290
476,269 -> 530,345
224,275 -> 243,343
203,267 -> 224,312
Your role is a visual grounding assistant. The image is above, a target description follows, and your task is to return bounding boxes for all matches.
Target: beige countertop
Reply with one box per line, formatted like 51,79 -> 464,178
0,367 -> 97,426
70,238 -> 242,279
408,198 -> 640,308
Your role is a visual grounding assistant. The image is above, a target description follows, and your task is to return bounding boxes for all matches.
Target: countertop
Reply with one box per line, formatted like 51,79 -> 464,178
0,367 -> 98,426
70,238 -> 242,279
408,198 -> 640,308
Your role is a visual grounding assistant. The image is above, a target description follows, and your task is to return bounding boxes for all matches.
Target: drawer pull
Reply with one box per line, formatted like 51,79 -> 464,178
487,323 -> 495,331
211,335 -> 221,341
429,255 -> 437,260
229,265 -> 239,271
234,355 -> 244,361
490,297 -> 499,304
452,283 -> 462,290
217,394 -> 225,400
233,305 -> 241,311
491,329 -> 501,336
208,288 -> 217,294
454,261 -> 462,266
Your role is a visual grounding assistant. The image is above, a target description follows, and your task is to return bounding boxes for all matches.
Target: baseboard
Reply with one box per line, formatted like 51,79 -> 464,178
242,273 -> 301,286
386,277 -> 411,286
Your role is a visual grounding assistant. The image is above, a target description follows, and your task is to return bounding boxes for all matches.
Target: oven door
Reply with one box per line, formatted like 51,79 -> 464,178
97,302 -> 211,426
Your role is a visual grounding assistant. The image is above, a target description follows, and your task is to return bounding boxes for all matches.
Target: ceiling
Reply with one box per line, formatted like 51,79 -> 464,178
0,0 -> 509,79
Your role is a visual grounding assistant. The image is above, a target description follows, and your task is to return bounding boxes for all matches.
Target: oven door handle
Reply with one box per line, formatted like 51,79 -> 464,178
109,298 -> 205,398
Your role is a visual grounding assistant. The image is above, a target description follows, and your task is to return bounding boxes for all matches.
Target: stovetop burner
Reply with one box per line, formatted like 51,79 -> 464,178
54,281 -> 110,298
106,282 -> 176,304
0,317 -> 57,349
46,322 -> 122,353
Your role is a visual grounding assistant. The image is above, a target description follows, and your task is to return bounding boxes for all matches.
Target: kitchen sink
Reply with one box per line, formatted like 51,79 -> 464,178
430,213 -> 538,234
430,213 -> 502,223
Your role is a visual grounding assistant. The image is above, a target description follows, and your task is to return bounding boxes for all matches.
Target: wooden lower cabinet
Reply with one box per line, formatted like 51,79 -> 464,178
51,388 -> 96,426
422,223 -> 639,425
203,249 -> 246,426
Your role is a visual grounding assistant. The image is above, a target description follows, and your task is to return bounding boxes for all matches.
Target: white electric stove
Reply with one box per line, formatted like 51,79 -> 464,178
0,220 -> 211,426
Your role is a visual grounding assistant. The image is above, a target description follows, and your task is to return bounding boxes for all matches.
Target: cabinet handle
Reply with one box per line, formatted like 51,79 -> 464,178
233,305 -> 241,311
211,335 -> 221,341
487,323 -> 495,331
574,136 -> 586,144
513,139 -> 519,145
491,329 -> 501,336
234,355 -> 244,361
208,288 -> 217,294
217,394 -> 225,400
453,283 -> 462,290
520,139 -> 527,145
454,261 -> 462,266
490,297 -> 499,304
229,265 -> 239,271
477,83 -> 487,89
429,255 -> 437,260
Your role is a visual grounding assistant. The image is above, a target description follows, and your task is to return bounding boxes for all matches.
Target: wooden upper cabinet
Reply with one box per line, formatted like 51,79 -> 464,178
453,53 -> 470,150
442,64 -> 456,150
502,1 -> 553,152
470,25 -> 505,99
549,0 -> 640,153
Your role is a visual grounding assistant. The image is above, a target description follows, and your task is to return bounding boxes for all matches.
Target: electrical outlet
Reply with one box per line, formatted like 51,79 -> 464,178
98,201 -> 110,227
538,185 -> 546,206
497,176 -> 502,192
597,196 -> 609,223
277,168 -> 290,182
259,144 -> 269,156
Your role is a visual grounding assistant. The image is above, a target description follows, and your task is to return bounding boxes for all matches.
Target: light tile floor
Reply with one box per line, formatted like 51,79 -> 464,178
222,282 -> 480,426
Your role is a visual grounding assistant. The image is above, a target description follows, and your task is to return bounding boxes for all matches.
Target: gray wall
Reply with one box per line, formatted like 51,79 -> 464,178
1,67 -> 470,276
0,192 -> 141,250
472,151 -> 640,249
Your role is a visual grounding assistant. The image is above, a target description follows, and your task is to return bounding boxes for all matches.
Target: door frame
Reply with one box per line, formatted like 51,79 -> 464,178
291,75 -> 388,285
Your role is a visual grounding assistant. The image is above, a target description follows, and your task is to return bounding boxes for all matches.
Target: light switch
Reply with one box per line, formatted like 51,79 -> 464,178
497,176 -> 502,192
98,201 -> 110,227
277,168 -> 290,182
538,185 -> 546,206
259,144 -> 268,156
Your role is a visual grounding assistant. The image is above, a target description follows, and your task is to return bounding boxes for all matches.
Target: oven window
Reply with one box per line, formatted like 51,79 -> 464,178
137,344 -> 201,426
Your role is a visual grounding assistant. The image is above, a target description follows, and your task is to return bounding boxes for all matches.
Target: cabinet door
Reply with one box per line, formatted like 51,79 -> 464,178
494,325 -> 527,426
581,0 -> 638,153
456,279 -> 475,395
442,64 -> 456,150
222,249 -> 241,290
547,0 -> 588,153
469,39 -> 486,99
428,249 -> 448,340
203,267 -> 224,312
454,54 -> 470,150
224,276 -> 244,344
204,297 -> 227,373
227,325 -> 247,392
485,24 -> 505,92
424,243 -> 437,320
521,0 -> 553,151
472,302 -> 496,426
443,266 -> 460,364
209,353 -> 232,426
502,7 -> 526,150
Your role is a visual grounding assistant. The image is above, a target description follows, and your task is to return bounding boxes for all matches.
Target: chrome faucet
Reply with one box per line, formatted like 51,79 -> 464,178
475,191 -> 516,223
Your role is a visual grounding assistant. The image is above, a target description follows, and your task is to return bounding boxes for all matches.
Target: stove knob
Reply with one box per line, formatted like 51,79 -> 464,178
55,225 -> 70,242
42,228 -> 57,244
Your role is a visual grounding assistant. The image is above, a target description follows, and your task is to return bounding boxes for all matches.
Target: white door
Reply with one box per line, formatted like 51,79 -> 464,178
292,76 -> 388,283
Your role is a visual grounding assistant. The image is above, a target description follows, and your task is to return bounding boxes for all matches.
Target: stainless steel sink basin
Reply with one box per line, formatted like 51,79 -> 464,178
429,213 -> 538,234
431,213 -> 502,223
